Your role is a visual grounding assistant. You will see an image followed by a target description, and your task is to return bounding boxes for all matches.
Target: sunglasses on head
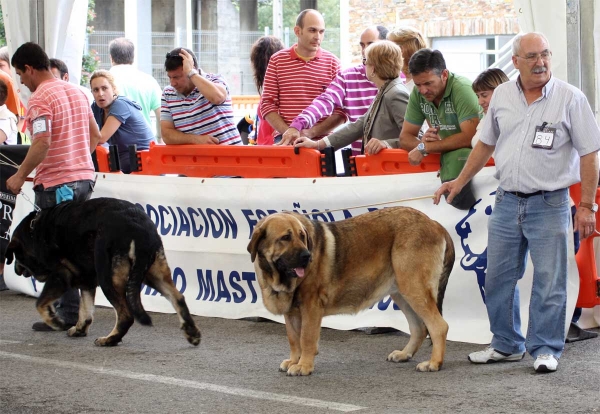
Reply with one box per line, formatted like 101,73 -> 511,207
165,51 -> 182,59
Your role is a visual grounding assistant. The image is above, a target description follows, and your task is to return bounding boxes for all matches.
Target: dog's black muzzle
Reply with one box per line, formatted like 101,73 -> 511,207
275,249 -> 312,278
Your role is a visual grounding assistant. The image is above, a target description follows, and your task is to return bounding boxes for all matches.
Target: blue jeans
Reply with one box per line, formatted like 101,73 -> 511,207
34,179 -> 94,323
486,187 -> 570,359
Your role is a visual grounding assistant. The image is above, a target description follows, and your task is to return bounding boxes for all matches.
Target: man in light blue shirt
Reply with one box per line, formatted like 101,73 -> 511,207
109,38 -> 163,142
434,32 -> 600,373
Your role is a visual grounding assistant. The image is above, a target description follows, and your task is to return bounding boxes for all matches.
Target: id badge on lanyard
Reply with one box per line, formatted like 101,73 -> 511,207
532,122 -> 556,150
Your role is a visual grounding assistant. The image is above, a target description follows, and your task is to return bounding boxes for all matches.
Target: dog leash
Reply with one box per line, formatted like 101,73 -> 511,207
20,191 -> 41,213
298,194 -> 435,217
1,149 -> 41,212
0,151 -> 20,169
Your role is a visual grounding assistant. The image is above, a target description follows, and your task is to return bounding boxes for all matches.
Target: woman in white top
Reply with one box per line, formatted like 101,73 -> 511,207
0,79 -> 18,145
470,68 -> 509,148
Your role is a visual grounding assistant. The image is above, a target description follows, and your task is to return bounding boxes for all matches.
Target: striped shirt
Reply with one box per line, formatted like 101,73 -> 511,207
27,78 -> 94,188
260,45 -> 344,138
480,75 -> 600,193
161,73 -> 242,145
289,64 -> 378,131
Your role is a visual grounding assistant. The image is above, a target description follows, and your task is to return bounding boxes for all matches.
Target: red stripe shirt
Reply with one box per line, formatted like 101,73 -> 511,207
27,78 -> 94,188
259,45 -> 343,138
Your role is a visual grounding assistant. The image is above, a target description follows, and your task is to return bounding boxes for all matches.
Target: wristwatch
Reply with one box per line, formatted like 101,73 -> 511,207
417,142 -> 428,156
579,202 -> 598,213
187,69 -> 199,79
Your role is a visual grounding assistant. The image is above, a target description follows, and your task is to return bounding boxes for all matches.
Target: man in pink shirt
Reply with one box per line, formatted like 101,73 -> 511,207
260,9 -> 346,145
7,42 -> 101,331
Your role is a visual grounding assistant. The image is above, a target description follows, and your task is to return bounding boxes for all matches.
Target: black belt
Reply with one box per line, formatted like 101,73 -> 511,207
506,190 -> 543,198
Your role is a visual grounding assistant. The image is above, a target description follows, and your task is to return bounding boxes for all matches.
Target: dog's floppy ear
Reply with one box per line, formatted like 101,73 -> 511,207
247,225 -> 266,262
303,225 -> 312,252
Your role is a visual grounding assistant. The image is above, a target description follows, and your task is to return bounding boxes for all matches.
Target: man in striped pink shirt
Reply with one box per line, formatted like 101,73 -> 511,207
260,9 -> 346,145
282,26 -> 388,152
7,42 -> 101,332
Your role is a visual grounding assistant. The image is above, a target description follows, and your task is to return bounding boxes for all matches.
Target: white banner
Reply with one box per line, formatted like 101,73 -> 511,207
5,168 -> 598,344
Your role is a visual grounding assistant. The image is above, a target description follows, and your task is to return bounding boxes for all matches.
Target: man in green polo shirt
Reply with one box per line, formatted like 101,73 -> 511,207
399,48 -> 480,209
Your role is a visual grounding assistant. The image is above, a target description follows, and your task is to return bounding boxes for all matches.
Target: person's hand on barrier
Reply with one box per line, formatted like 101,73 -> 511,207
423,127 -> 441,142
433,180 -> 461,205
279,128 -> 300,146
364,138 -> 388,155
575,205 -> 597,239
179,49 -> 197,75
300,128 -> 316,139
408,147 -> 424,166
294,136 -> 319,149
193,134 -> 219,145
6,173 -> 25,195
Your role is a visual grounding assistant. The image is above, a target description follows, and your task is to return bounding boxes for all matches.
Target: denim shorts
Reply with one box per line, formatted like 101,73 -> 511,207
34,179 -> 95,209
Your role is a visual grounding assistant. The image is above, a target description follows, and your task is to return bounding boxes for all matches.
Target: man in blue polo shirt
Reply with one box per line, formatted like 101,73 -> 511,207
160,48 -> 241,146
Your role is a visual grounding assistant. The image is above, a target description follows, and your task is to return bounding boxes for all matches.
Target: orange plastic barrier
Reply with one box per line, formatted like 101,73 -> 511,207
231,95 -> 260,113
95,145 -> 111,172
129,143 -> 328,178
570,183 -> 600,308
351,149 -> 495,176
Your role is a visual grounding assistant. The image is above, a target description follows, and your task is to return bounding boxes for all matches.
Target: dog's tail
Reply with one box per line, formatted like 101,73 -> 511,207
436,228 -> 455,315
125,240 -> 153,326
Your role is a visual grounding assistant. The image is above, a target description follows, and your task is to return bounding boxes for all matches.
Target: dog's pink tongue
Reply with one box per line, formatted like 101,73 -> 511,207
294,268 -> 305,278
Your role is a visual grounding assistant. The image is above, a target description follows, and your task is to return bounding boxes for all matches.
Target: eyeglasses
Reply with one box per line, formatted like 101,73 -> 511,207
165,52 -> 182,59
517,50 -> 552,63
362,58 -> 367,65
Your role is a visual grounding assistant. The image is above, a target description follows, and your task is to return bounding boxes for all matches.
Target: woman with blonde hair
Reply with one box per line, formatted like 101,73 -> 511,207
294,41 -> 409,155
90,69 -> 153,173
387,26 -> 427,91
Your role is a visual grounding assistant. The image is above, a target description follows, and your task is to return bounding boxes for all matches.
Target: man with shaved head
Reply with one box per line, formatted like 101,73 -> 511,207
281,25 -> 389,152
434,32 -> 600,373
260,9 -> 344,145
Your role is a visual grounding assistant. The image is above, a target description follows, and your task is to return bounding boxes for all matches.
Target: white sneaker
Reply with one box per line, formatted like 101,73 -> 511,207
468,346 -> 525,364
534,354 -> 558,373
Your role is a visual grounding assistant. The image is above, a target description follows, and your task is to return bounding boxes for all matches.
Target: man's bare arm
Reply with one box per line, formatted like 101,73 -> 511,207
88,117 -> 101,151
161,120 -> 218,145
423,117 -> 479,153
265,112 -> 289,136
301,113 -> 346,139
399,121 -> 422,151
574,151 -> 600,239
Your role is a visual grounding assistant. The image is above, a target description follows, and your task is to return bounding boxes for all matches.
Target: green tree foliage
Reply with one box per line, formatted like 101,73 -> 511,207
258,0 -> 340,31
0,4 -> 6,47
81,0 -> 99,86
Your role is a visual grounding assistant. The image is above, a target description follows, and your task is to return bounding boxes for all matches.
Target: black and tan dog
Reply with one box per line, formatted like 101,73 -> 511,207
5,197 -> 201,347
247,207 -> 454,375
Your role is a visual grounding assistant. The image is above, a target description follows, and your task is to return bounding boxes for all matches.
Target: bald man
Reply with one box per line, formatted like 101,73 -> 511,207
260,9 -> 345,146
281,25 -> 388,152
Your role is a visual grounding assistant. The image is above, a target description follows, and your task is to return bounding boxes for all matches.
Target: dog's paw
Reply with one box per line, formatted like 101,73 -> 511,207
67,326 -> 87,337
387,350 -> 412,362
415,360 -> 441,372
286,363 -> 313,376
184,324 -> 201,346
94,336 -> 121,347
279,359 -> 294,372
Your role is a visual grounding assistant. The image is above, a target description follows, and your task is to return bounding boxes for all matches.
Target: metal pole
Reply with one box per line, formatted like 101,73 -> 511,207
580,0 -> 596,111
29,0 -> 45,47
566,0 -> 581,89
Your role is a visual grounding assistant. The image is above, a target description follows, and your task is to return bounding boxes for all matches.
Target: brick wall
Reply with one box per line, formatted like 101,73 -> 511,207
348,0 -> 520,61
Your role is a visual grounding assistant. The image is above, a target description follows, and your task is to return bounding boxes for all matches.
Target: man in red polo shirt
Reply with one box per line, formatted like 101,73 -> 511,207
260,9 -> 345,145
